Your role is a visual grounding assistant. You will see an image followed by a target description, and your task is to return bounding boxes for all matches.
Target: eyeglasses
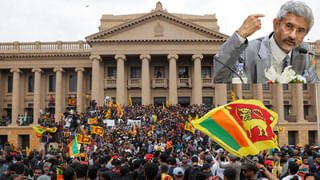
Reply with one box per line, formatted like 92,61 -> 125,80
282,22 -> 307,37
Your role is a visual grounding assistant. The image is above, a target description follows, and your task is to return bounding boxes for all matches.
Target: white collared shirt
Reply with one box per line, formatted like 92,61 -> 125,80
269,36 -> 291,72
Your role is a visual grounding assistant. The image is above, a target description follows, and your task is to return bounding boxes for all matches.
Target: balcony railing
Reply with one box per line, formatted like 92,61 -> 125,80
152,78 -> 168,88
285,115 -> 296,122
105,78 -> 117,89
128,78 -> 141,89
202,78 -> 213,87
0,41 -> 91,52
177,78 -> 191,88
305,115 -> 316,122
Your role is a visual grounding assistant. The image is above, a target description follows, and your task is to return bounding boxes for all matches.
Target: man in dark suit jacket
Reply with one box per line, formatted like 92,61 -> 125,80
214,0 -> 319,83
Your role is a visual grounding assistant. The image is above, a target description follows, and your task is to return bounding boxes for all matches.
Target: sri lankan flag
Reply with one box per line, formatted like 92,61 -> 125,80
32,126 -> 46,134
91,125 -> 104,136
191,99 -> 278,158
57,168 -> 63,180
80,127 -> 88,136
26,146 -> 31,156
105,108 -> 111,119
116,101 -> 123,118
129,95 -> 133,106
184,121 -> 194,133
77,134 -> 92,144
68,138 -> 80,157
88,117 -> 98,125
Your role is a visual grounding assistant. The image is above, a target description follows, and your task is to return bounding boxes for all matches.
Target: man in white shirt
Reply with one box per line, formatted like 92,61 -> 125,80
214,0 -> 319,83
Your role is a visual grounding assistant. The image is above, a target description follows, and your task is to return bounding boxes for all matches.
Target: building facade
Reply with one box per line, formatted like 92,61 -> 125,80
0,2 -> 320,150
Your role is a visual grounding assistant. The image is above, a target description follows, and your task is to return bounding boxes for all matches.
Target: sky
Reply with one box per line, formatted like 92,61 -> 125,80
0,0 -> 319,42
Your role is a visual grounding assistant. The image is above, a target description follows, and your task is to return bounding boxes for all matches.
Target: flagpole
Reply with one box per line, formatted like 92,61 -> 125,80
316,84 -> 320,145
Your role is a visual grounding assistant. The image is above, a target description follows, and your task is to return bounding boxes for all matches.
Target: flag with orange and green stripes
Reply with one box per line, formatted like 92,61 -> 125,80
191,99 -> 278,158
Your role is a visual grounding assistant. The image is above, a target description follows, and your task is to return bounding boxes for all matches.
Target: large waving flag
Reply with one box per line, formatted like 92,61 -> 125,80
191,99 -> 278,158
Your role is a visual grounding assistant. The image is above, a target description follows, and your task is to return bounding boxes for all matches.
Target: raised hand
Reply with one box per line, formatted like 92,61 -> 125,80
237,14 -> 265,38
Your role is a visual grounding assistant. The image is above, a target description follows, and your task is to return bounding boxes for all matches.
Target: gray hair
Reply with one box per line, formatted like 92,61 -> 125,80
277,0 -> 314,31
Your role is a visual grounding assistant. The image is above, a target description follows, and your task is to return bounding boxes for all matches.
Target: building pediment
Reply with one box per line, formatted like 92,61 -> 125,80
86,9 -> 228,43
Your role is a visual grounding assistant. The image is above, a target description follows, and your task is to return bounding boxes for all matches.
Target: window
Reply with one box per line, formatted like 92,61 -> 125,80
108,67 -> 117,78
131,97 -> 141,105
303,84 -> 308,90
202,97 -> 213,106
304,105 -> 310,118
28,75 -> 34,92
131,67 -> 141,78
283,84 -> 289,90
242,84 -> 250,90
178,66 -> 189,78
201,66 -> 211,78
154,66 -> 165,78
7,76 -> 13,93
309,131 -> 316,145
178,97 -> 190,106
49,75 -> 56,92
288,131 -> 297,145
262,84 -> 270,90
154,97 -> 166,105
69,74 -> 77,92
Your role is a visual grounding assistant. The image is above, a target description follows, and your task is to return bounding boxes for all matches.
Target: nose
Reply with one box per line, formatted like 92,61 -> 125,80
288,28 -> 297,40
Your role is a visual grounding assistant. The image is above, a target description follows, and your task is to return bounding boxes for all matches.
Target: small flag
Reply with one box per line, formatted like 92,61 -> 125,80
312,55 -> 316,70
46,127 -> 57,133
83,94 -> 89,99
105,108 -> 111,119
129,95 -> 133,106
191,99 -> 278,158
116,101 -> 123,118
57,168 -> 63,180
68,138 -> 80,157
90,125 -> 104,136
26,147 -> 31,156
88,117 -> 98,125
129,124 -> 137,137
231,90 -> 239,101
184,121 -> 195,133
166,99 -> 170,107
80,127 -> 88,136
32,126 -> 46,134
109,97 -> 113,107
153,115 -> 157,123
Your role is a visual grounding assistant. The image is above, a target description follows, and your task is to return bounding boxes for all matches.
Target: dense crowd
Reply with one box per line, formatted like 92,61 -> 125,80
1,102 -> 320,180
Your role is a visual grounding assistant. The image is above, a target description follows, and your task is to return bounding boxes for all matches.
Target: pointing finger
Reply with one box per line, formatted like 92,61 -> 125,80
252,14 -> 265,18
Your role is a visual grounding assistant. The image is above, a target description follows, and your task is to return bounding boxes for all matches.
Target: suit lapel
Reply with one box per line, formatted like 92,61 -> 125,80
291,48 -> 306,75
256,35 -> 272,83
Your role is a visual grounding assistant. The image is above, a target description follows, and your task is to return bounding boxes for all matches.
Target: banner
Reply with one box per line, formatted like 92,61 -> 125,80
103,119 -> 115,127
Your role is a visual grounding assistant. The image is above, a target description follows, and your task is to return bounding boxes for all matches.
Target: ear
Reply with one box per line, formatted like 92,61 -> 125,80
273,18 -> 279,32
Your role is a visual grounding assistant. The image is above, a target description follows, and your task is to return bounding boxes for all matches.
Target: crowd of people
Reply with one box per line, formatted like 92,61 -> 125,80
1,102 -> 320,180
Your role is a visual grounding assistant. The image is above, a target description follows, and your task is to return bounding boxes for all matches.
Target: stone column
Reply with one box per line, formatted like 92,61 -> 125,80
292,84 -> 304,122
214,84 -> 227,107
115,55 -> 126,105
252,84 -> 263,102
75,68 -> 85,113
32,68 -> 42,125
10,68 -> 21,126
90,55 -> 102,106
53,68 -> 63,122
233,84 -> 242,99
168,54 -> 178,105
192,54 -> 203,105
272,84 -> 285,123
140,54 -> 151,105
